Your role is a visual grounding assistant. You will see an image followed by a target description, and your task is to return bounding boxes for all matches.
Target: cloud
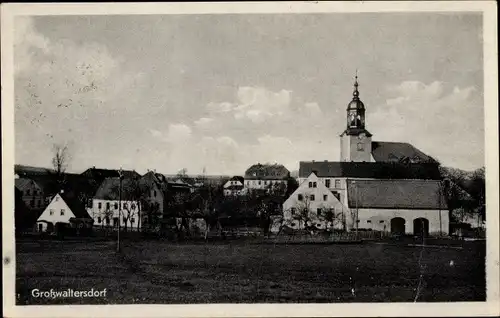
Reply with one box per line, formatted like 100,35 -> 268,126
194,117 -> 214,127
370,80 -> 482,169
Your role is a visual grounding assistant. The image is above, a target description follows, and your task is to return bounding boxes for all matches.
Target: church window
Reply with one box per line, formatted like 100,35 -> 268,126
357,143 -> 364,151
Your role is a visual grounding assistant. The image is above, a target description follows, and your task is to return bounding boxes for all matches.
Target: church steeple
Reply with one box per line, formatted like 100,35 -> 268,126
346,73 -> 366,130
340,72 -> 373,162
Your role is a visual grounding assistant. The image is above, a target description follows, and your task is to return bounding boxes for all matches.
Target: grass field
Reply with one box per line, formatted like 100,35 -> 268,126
16,238 -> 486,304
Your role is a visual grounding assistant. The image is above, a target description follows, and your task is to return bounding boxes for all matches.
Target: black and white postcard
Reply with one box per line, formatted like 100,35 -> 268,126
2,2 -> 498,317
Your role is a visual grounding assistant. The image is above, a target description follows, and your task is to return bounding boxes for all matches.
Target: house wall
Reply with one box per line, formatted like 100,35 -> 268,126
18,182 -> 45,209
37,194 -> 76,228
90,199 -> 141,229
298,177 -> 347,204
223,188 -> 247,196
354,208 -> 449,235
282,173 -> 349,231
244,179 -> 287,190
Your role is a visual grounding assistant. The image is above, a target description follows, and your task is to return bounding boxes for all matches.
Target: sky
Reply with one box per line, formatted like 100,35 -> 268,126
14,13 -> 484,175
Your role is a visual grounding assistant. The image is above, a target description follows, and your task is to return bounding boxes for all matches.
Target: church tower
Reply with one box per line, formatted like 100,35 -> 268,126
340,75 -> 373,162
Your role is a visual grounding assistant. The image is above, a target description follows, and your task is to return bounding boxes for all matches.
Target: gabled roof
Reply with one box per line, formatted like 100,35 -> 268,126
299,161 -> 441,180
94,177 -> 140,201
15,178 -> 42,191
229,176 -> 244,183
57,192 -> 92,219
371,141 -> 435,163
245,163 -> 290,180
346,179 -> 447,210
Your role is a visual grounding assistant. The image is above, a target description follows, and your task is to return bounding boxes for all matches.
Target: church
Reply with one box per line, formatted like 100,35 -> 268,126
282,76 -> 449,236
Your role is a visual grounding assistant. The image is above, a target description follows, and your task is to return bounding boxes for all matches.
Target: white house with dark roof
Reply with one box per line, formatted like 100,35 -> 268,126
223,176 -> 247,196
284,75 -> 449,236
346,179 -> 448,235
90,177 -> 141,230
244,163 -> 290,191
37,190 -> 93,232
281,172 -> 349,232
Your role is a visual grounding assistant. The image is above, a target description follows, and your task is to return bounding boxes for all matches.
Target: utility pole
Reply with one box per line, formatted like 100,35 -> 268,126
117,168 -> 123,252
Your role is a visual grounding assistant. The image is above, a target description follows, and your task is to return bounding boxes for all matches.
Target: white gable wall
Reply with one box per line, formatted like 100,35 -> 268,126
282,173 -> 350,231
37,194 -> 77,226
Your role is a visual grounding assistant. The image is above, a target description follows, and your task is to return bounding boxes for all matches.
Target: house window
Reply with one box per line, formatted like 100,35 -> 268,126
367,220 -> 372,223
258,181 -> 261,185
335,180 -> 341,188
114,203 -> 118,210
313,182 -> 317,188
325,179 -> 330,188
55,196 -> 59,201
317,208 -> 322,216
113,217 -> 118,227
105,217 -> 110,225
310,194 -> 315,201
153,190 -> 157,197
357,143 -> 364,151
26,189 -> 31,196
49,209 -> 54,215
98,202 -> 102,209
131,203 -> 136,210
247,181 -> 250,186
379,220 -> 384,224
123,217 -> 127,223
298,194 -> 303,201
291,208 -> 296,215
308,182 -> 313,188
123,203 -> 128,209
106,202 -> 110,210
97,217 -> 102,223
323,195 -> 328,201
60,209 -> 65,216
131,218 -> 135,223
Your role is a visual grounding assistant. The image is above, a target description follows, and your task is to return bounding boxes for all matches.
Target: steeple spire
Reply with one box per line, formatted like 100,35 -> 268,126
353,70 -> 359,99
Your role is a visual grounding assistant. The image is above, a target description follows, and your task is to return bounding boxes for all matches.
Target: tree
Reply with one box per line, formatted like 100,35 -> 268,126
292,194 -> 313,231
319,207 -> 344,232
47,144 -> 71,193
176,168 -> 192,184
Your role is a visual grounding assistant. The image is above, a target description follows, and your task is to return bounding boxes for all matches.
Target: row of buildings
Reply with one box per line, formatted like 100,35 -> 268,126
16,76 -> 480,237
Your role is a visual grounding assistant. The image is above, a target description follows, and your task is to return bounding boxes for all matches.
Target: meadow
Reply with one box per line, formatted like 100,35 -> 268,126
16,237 -> 486,304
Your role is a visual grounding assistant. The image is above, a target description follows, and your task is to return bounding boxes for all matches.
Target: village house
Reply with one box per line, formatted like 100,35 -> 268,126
223,176 -> 247,196
282,172 -> 348,231
284,75 -> 450,236
36,190 -> 93,232
244,163 -> 290,191
90,177 -> 142,231
139,169 -> 192,226
15,177 -> 46,210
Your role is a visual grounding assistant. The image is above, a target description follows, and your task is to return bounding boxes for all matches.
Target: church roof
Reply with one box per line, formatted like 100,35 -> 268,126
371,141 -> 435,163
299,161 -> 441,180
346,179 -> 448,210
